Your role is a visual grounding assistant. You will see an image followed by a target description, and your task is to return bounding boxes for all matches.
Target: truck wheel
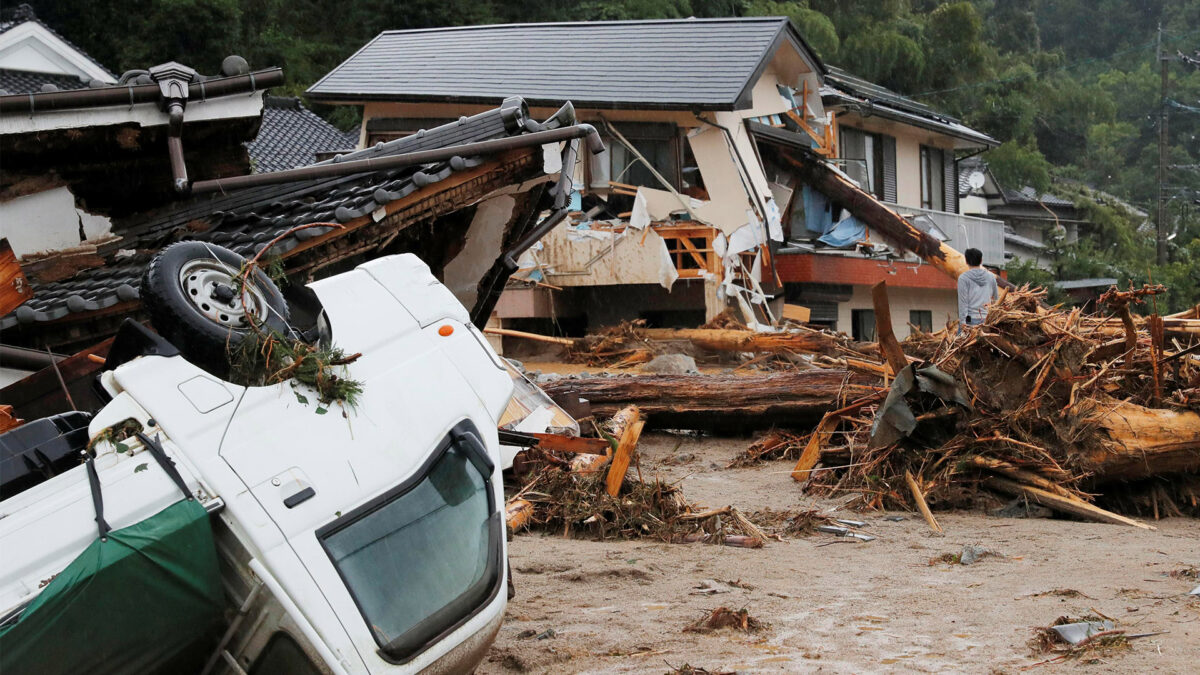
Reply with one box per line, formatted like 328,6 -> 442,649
140,241 -> 289,376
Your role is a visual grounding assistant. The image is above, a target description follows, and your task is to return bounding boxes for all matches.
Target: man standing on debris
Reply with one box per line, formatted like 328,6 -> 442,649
958,247 -> 998,332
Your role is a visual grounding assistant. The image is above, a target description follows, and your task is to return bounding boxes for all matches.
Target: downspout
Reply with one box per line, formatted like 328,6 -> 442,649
149,62 -> 200,195
469,136 -> 597,328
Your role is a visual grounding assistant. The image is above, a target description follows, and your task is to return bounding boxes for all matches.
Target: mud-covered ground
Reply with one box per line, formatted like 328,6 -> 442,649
481,432 -> 1200,674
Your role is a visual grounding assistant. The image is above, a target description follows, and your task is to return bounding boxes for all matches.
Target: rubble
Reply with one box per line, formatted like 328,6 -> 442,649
799,284 -> 1200,524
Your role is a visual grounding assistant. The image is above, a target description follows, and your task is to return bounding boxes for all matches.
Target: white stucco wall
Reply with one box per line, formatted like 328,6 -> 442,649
0,187 -> 113,257
836,284 -> 959,339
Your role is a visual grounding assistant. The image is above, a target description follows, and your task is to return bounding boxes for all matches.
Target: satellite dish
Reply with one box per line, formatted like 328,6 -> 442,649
968,171 -> 986,190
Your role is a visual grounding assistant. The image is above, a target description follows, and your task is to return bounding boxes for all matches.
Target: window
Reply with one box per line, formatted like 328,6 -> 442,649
909,310 -> 933,333
851,309 -> 876,342
603,123 -> 680,190
249,633 -> 321,675
920,146 -> 945,211
840,127 -> 885,199
318,423 -> 500,663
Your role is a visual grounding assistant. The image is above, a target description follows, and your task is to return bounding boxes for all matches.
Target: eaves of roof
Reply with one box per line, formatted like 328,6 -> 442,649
823,85 -> 997,148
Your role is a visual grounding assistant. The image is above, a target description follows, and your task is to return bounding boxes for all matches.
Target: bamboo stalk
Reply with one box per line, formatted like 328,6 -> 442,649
484,327 -> 575,346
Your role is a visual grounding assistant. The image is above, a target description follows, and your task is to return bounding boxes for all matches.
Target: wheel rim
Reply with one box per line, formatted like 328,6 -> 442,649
178,259 -> 269,329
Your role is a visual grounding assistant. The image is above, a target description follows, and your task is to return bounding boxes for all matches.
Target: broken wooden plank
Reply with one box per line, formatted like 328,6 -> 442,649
984,477 -> 1155,529
781,304 -> 811,323
529,432 -> 610,455
905,470 -> 944,534
871,281 -> 908,375
606,417 -> 645,497
0,405 -> 22,433
791,392 -> 886,482
0,239 -> 31,316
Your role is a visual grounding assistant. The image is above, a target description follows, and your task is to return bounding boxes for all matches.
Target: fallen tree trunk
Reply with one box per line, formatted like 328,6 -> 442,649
541,371 -> 880,431
634,328 -> 844,356
1083,400 -> 1200,482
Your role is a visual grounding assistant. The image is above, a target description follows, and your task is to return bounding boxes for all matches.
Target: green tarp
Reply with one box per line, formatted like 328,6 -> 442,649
0,499 -> 225,674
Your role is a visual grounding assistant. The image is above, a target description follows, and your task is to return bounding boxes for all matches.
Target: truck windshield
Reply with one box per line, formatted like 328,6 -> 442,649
318,431 -> 499,662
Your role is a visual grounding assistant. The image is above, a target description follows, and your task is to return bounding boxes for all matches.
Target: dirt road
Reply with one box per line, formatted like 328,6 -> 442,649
483,433 -> 1200,674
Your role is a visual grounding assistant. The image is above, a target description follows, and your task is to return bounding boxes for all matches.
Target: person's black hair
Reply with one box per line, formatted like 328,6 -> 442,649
964,248 -> 983,266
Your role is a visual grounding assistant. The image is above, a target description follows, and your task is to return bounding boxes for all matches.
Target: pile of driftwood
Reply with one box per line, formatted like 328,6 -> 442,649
528,280 -> 1200,525
505,405 -> 768,547
795,284 -> 1200,528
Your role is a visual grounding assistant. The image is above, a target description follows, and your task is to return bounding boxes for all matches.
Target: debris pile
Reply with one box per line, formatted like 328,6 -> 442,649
798,285 -> 1200,525
506,405 -> 768,545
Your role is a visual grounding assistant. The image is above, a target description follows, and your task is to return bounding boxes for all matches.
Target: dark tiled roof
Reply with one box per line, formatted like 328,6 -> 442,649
0,4 -> 117,80
246,97 -> 356,173
1003,187 -> 1074,207
823,66 -> 997,148
0,68 -> 88,94
309,18 -> 823,110
4,100 -> 547,331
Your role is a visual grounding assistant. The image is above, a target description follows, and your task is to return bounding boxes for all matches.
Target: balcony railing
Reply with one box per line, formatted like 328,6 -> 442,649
884,202 -> 1006,268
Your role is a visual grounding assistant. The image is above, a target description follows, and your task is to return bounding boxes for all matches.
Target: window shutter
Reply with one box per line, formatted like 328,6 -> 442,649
882,135 -> 897,203
943,149 -> 957,214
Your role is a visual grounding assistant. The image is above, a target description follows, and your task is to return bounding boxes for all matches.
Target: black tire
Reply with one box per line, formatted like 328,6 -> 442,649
140,241 -> 289,377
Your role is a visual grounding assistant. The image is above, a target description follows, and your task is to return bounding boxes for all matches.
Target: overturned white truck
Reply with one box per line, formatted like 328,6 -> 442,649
0,249 -> 517,674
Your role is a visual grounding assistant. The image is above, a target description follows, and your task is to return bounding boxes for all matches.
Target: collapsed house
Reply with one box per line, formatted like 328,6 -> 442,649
0,44 -> 599,419
310,17 -> 1008,346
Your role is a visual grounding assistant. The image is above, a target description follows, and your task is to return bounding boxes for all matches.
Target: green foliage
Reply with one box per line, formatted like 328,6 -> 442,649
986,141 -> 1052,194
230,330 -> 364,406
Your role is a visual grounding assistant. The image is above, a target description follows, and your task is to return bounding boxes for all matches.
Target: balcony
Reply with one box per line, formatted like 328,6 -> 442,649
884,202 -> 1006,268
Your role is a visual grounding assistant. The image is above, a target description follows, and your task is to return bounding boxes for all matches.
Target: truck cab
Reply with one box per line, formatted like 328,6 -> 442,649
0,253 -> 514,674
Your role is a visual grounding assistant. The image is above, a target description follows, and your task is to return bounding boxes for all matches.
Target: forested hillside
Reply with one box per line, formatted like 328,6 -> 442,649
27,0 -> 1200,308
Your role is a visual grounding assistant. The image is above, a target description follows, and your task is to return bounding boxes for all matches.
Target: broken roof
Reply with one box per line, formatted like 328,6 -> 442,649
308,17 -> 825,110
246,97 -> 356,173
822,66 -> 997,149
3,99 -> 558,345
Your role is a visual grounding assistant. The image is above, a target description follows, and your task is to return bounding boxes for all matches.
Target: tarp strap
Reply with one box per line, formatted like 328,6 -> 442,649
136,432 -> 194,502
85,457 -> 112,540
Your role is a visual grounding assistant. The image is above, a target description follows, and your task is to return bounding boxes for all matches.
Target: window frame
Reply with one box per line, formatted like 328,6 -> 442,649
909,309 -> 933,333
598,122 -> 682,191
315,420 -> 502,665
920,145 -> 945,211
840,126 -> 885,200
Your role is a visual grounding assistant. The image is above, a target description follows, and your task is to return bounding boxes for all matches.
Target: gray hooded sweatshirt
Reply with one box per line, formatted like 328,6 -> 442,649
958,267 -> 998,326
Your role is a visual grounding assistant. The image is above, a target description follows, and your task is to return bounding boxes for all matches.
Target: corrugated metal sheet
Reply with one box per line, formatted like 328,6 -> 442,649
309,18 -> 814,110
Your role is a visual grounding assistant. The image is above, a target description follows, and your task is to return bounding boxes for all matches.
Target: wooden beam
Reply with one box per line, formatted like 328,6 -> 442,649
606,415 -> 645,497
483,327 -> 575,346
871,281 -> 908,375
985,477 -> 1155,530
0,238 -> 32,316
528,433 -> 610,455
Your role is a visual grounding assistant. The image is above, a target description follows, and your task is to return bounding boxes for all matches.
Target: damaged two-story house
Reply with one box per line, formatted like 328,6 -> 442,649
763,66 -> 1003,339
311,17 -> 1007,343
309,17 -> 832,336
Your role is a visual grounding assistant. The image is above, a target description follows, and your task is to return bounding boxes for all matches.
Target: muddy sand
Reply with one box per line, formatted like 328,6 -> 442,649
482,432 -> 1200,674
